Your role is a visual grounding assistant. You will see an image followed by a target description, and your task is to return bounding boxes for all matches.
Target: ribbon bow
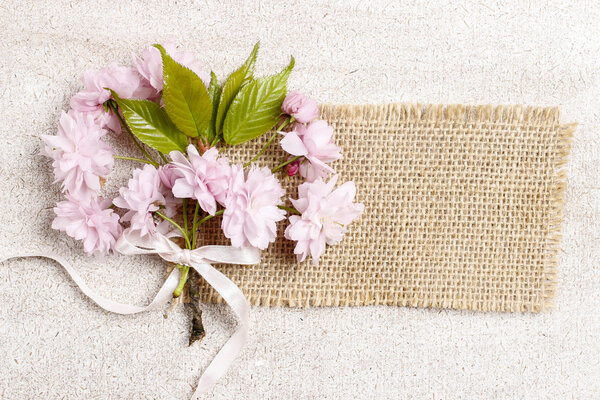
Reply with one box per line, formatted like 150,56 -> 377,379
1,229 -> 261,399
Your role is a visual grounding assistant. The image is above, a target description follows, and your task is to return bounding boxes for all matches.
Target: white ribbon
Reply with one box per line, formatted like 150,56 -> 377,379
1,229 -> 261,399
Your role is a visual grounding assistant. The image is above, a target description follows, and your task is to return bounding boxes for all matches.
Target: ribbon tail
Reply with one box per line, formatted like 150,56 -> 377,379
0,252 -> 180,315
189,262 -> 249,398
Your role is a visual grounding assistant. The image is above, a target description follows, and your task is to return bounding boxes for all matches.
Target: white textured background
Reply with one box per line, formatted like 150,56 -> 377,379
1,1 -> 599,399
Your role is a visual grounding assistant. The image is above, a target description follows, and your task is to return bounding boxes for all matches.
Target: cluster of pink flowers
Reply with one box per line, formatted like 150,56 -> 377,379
42,43 -> 363,265
42,42 -> 209,255
168,145 -> 286,250
280,92 -> 342,182
280,92 -> 362,263
109,148 -> 286,251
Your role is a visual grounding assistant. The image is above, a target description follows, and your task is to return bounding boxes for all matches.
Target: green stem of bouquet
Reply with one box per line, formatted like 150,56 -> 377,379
272,155 -> 302,173
197,209 -> 225,225
182,199 -> 189,237
113,155 -> 154,164
156,208 -> 192,298
243,116 -> 294,168
173,264 -> 189,298
155,211 -> 191,249
244,131 -> 278,168
109,102 -> 159,166
191,202 -> 200,247
174,203 -> 220,297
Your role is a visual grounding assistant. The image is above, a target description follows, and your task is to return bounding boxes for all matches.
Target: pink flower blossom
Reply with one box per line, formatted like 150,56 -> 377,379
41,110 -> 114,201
52,195 -> 122,256
280,120 -> 342,182
169,146 -> 230,215
222,165 -> 286,250
281,91 -> 319,123
133,41 -> 211,96
285,175 -> 364,265
70,65 -> 152,134
113,165 -> 178,236
70,65 -> 151,113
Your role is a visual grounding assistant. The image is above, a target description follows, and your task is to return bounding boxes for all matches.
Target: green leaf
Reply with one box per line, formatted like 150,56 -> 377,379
110,90 -> 187,154
203,71 -> 221,144
215,42 -> 259,135
154,44 -> 212,138
223,56 -> 295,145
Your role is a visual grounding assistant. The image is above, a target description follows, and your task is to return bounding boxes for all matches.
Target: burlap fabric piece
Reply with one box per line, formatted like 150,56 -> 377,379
198,104 -> 574,312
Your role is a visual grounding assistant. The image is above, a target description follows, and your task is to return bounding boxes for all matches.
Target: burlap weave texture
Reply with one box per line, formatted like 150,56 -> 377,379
198,104 -> 574,312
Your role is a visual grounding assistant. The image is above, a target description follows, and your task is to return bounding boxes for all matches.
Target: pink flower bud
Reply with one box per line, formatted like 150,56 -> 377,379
281,91 -> 319,123
286,159 -> 301,176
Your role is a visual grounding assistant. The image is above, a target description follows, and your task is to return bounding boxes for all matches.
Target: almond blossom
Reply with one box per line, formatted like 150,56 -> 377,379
41,110 -> 114,201
222,165 -> 286,250
113,165 -> 178,237
280,120 -> 342,182
70,65 -> 150,112
52,195 -> 122,256
281,91 -> 319,123
70,64 -> 152,133
169,145 -> 230,215
285,175 -> 364,265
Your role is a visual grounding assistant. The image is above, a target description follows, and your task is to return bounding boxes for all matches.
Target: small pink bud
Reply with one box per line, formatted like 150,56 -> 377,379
286,159 -> 300,176
281,91 -> 319,123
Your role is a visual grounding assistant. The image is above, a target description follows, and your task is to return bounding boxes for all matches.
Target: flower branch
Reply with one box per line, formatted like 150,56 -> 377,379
40,41 -> 365,397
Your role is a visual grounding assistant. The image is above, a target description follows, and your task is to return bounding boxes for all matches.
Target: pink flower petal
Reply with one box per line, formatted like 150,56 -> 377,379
280,132 -> 308,156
